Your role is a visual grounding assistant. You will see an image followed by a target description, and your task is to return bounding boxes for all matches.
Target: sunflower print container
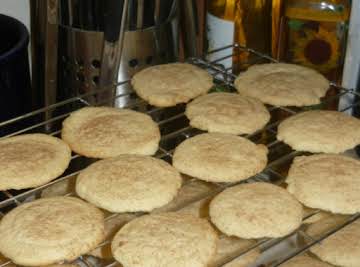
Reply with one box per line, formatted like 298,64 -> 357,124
279,0 -> 350,83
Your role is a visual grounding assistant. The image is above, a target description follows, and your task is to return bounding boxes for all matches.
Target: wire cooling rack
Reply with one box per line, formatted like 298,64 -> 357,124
0,44 -> 360,267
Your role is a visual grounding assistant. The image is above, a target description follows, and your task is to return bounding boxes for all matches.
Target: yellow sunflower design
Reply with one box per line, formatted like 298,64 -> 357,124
291,26 -> 339,73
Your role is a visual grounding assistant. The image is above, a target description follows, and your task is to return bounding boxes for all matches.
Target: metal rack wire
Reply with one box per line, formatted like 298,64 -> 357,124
0,44 -> 360,267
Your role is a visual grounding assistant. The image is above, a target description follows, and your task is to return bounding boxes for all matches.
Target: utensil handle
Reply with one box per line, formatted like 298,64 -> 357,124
104,0 -> 125,43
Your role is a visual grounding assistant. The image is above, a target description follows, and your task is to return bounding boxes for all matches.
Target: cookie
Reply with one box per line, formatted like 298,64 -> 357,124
131,63 -> 213,107
287,154 -> 360,214
234,63 -> 329,106
111,212 -> 218,267
277,110 -> 360,153
0,134 -> 71,190
185,92 -> 270,134
61,107 -> 160,158
0,197 -> 105,266
76,155 -> 182,212
209,182 -> 303,239
307,215 -> 359,267
172,133 -> 268,183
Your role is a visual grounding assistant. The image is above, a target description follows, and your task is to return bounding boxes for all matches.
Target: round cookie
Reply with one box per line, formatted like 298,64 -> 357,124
234,63 -> 329,107
111,212 -> 218,267
306,215 -> 360,267
76,155 -> 182,212
61,107 -> 160,158
281,254 -> 333,267
172,133 -> 268,183
0,197 -> 105,266
0,134 -> 71,190
131,63 -> 213,107
277,110 -> 360,153
209,182 -> 303,239
185,92 -> 270,135
287,154 -> 360,214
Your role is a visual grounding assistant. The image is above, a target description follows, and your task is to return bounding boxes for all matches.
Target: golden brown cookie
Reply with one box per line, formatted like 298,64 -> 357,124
210,182 -> 303,239
131,63 -> 213,107
185,92 -> 270,134
172,133 -> 268,183
234,63 -> 329,106
61,107 -> 160,158
0,134 -> 71,190
76,155 -> 182,212
111,212 -> 218,267
0,197 -> 105,266
287,154 -> 360,214
277,110 -> 360,153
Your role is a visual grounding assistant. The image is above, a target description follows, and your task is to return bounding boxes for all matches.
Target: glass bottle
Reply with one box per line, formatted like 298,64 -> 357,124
206,0 -> 273,73
278,0 -> 351,82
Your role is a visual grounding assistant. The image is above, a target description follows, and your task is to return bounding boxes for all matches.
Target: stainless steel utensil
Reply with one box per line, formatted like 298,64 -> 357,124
98,0 -> 129,105
31,0 -> 178,109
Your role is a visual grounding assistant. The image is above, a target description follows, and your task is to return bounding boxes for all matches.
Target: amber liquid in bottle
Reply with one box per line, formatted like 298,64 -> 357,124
278,0 -> 350,83
206,0 -> 272,73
